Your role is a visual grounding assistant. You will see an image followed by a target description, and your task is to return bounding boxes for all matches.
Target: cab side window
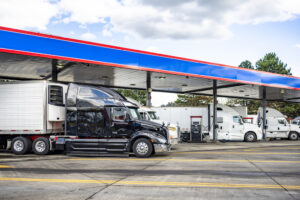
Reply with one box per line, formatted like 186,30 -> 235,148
278,119 -> 286,125
233,116 -> 242,124
233,116 -> 239,123
112,107 -> 127,121
139,112 -> 150,120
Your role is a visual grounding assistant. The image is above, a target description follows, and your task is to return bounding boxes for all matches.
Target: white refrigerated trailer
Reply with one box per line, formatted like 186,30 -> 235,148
153,106 -> 210,134
0,81 -> 67,154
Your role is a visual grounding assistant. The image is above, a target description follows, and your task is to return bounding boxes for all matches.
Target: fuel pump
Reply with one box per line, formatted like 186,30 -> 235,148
190,116 -> 203,142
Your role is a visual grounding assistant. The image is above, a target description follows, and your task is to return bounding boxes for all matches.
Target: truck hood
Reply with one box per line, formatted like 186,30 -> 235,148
152,119 -> 177,127
134,119 -> 169,141
134,119 -> 164,130
290,124 -> 300,131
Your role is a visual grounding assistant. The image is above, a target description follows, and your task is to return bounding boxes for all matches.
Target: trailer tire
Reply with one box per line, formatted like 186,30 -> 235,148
133,138 -> 153,158
11,137 -> 31,155
244,132 -> 257,142
288,132 -> 299,141
32,137 -> 50,155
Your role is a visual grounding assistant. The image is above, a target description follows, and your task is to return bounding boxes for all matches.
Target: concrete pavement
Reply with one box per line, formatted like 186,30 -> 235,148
0,140 -> 300,200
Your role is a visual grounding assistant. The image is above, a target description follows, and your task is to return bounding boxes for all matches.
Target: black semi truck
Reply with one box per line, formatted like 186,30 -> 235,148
0,81 -> 170,157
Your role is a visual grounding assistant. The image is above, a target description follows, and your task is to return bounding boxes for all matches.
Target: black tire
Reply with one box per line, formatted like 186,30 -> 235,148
288,132 -> 299,141
133,138 -> 153,158
244,132 -> 257,142
11,137 -> 32,155
32,137 -> 50,155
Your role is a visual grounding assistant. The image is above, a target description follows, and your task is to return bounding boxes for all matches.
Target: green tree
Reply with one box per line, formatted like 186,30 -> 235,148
256,52 -> 291,75
229,59 -> 258,113
174,94 -> 212,106
117,89 -> 147,106
228,53 -> 299,118
238,60 -> 254,69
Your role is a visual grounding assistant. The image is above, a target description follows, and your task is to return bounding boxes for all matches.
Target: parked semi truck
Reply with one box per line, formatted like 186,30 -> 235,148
138,107 -> 180,145
0,81 -> 170,157
153,105 -> 262,142
210,105 -> 262,142
257,107 -> 299,140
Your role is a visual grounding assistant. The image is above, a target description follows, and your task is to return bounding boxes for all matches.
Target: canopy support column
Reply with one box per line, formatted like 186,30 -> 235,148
262,86 -> 267,141
213,80 -> 217,142
146,71 -> 152,107
51,59 -> 58,82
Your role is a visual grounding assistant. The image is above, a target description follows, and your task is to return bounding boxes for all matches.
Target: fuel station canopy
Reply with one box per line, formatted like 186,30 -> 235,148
0,26 -> 299,102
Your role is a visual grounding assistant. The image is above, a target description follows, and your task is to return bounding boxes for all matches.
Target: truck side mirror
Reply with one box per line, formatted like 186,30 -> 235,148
125,113 -> 131,122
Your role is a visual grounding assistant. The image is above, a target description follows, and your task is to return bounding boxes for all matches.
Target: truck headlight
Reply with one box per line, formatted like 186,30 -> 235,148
156,137 -> 167,144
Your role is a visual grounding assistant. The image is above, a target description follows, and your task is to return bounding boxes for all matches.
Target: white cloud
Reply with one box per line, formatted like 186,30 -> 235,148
0,0 -> 300,39
80,32 -> 97,41
0,0 -> 58,30
145,46 -> 163,53
101,23 -> 113,37
296,44 -> 300,48
56,0 -> 300,39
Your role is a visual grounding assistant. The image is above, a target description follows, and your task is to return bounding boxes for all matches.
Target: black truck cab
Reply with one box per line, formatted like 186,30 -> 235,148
55,83 -> 170,157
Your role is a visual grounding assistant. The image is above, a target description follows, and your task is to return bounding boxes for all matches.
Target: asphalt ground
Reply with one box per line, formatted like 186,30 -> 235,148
0,140 -> 300,200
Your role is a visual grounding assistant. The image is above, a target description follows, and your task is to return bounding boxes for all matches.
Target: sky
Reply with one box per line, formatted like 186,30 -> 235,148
0,0 -> 300,106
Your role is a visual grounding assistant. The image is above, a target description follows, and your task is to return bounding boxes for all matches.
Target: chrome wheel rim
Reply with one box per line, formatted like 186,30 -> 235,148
14,140 -> 24,152
291,134 -> 297,140
136,142 -> 149,155
35,141 -> 46,153
247,134 -> 254,141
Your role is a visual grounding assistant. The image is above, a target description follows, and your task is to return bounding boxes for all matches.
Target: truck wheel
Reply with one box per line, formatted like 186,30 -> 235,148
133,138 -> 153,158
32,137 -> 50,155
244,132 -> 257,142
11,137 -> 32,155
289,132 -> 299,140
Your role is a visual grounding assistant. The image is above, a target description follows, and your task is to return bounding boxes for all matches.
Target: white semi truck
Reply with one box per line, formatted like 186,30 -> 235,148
153,105 -> 262,142
0,81 -> 171,157
138,107 -> 180,145
211,105 -> 262,142
257,107 -> 300,140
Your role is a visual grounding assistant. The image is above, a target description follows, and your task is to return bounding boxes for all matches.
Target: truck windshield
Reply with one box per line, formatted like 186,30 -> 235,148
129,107 -> 142,120
233,116 -> 243,124
148,112 -> 158,120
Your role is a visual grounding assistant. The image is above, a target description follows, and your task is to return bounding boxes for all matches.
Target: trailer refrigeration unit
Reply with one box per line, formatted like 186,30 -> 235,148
0,81 -> 170,157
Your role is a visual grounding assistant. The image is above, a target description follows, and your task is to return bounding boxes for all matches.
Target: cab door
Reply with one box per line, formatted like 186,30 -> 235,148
229,116 -> 244,140
110,107 -> 134,138
277,118 -> 289,137
215,117 -> 230,140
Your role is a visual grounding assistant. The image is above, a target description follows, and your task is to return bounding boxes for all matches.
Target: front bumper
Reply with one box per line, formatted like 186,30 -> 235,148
153,143 -> 171,153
